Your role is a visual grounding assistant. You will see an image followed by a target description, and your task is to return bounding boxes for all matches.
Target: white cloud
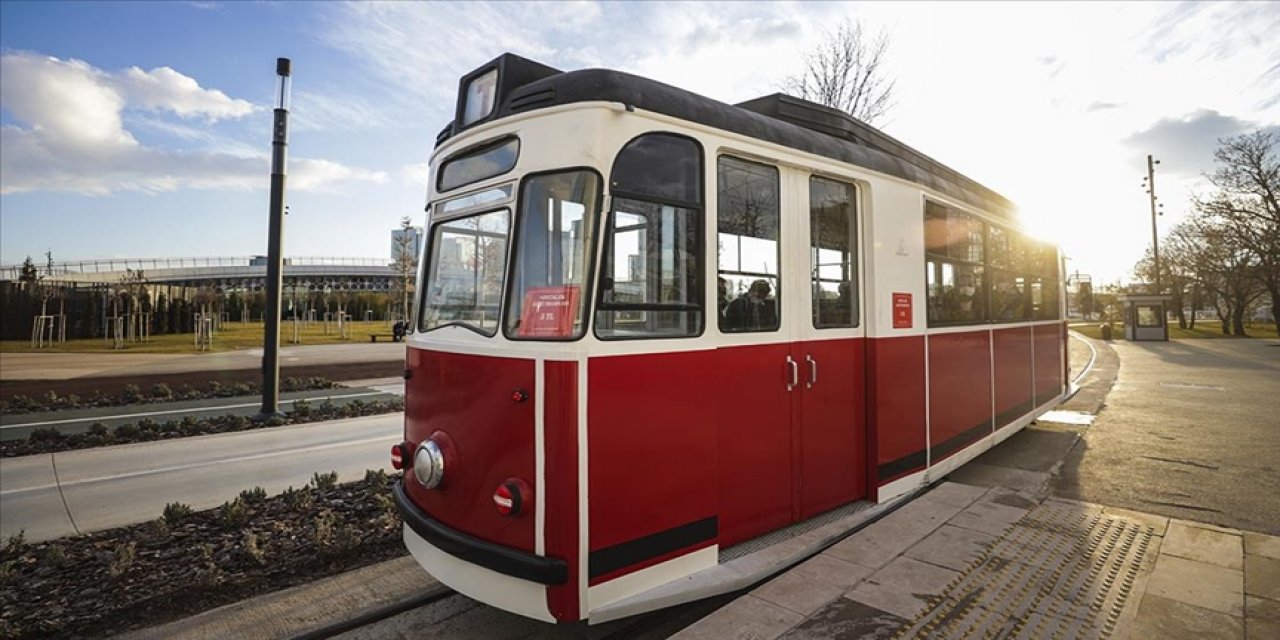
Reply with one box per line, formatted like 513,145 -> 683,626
0,51 -> 383,195
116,65 -> 256,121
399,162 -> 431,187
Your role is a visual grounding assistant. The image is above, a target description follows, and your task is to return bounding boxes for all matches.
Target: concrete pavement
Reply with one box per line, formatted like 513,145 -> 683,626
0,413 -> 400,542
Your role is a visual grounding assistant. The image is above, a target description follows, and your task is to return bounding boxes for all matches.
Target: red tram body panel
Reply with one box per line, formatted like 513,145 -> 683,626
392,53 -> 1069,623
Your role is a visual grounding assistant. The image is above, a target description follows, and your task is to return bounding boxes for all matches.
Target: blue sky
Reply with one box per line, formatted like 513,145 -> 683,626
2,1 -> 1277,283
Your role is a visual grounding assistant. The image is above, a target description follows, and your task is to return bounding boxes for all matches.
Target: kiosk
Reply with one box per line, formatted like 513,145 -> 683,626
1117,294 -> 1172,341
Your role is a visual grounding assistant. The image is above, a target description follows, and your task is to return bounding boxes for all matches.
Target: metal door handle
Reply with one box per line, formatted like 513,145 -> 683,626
806,355 -> 817,388
786,356 -> 798,391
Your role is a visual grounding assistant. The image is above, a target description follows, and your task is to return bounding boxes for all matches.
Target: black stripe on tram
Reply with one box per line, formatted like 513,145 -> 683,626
929,421 -> 994,462
877,450 -> 928,482
589,517 -> 718,579
995,400 -> 1035,428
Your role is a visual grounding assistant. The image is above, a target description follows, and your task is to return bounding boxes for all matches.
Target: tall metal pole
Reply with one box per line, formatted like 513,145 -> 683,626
1146,154 -> 1161,294
258,58 -> 291,419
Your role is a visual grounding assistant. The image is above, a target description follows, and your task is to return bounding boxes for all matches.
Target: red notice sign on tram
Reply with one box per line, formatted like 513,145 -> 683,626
893,292 -> 912,328
518,285 -> 580,337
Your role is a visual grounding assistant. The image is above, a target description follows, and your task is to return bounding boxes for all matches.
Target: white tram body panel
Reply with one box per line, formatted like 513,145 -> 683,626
392,54 -> 1068,624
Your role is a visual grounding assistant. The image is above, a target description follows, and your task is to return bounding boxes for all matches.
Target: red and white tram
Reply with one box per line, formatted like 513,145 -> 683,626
392,54 -> 1068,624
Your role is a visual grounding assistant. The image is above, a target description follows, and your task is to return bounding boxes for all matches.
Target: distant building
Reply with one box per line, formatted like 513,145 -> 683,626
391,227 -> 423,263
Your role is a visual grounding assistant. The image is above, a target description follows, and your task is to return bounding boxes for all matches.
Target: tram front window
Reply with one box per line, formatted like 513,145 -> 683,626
505,170 -> 601,340
420,209 -> 511,336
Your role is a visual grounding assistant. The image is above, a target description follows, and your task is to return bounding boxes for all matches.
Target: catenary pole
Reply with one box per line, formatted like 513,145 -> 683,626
258,58 -> 291,419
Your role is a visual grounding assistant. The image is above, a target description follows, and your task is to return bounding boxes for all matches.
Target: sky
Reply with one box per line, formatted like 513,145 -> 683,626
1,1 -> 1277,285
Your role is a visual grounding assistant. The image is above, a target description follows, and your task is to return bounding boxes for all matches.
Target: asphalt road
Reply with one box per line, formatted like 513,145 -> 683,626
0,413 -> 400,542
0,383 -> 402,441
1054,338 -> 1280,534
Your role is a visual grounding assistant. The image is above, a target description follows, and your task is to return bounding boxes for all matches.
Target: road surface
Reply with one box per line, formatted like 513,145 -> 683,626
0,413 -> 401,542
1054,338 -> 1280,534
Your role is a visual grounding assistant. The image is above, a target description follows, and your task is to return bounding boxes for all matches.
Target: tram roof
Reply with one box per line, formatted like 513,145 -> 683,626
439,54 -> 1017,221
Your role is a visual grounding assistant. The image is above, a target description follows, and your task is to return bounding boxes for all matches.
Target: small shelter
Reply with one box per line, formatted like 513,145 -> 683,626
1117,294 -> 1173,341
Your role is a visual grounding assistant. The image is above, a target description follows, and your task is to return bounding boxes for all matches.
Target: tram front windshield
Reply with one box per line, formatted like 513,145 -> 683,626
420,170 -> 600,339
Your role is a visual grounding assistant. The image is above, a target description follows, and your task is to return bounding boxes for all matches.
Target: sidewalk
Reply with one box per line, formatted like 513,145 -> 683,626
673,482 -> 1279,639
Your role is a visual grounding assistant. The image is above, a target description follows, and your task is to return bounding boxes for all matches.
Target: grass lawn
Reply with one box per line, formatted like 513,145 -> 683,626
1069,321 -> 1277,340
0,320 -> 402,354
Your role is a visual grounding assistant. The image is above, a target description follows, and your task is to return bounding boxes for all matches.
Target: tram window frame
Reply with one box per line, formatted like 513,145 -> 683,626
924,200 -> 988,327
437,136 -> 520,193
809,175 -> 859,329
718,155 -> 782,334
988,225 -> 1032,324
503,167 -> 604,342
595,132 -> 705,340
418,207 -> 513,337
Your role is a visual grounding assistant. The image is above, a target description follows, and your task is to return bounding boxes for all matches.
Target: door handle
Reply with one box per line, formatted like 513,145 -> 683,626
786,355 -> 798,391
806,355 -> 817,388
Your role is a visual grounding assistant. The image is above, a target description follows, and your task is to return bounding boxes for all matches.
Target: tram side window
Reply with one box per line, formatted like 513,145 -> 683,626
924,201 -> 987,325
505,170 -> 601,340
1031,242 -> 1061,320
718,157 -> 781,333
810,176 -> 858,328
595,133 -> 703,339
989,226 -> 1031,322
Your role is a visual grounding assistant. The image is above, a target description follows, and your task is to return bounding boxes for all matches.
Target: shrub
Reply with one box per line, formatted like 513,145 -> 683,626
114,423 -> 141,440
292,398 -> 312,417
41,544 -> 66,568
1,532 -> 26,560
239,486 -> 268,505
42,390 -> 60,407
243,531 -> 266,565
120,384 -> 142,403
88,423 -> 110,438
364,469 -> 388,486
195,543 -> 221,586
314,510 -> 334,548
146,517 -> 170,542
177,384 -> 199,400
163,502 -> 193,526
218,499 -> 249,530
311,471 -> 339,491
335,524 -> 360,551
282,486 -> 314,511
150,383 -> 173,399
28,428 -> 64,445
107,542 -> 136,578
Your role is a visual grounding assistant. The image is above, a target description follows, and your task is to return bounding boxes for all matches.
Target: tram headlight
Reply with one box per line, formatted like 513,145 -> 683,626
414,439 -> 445,489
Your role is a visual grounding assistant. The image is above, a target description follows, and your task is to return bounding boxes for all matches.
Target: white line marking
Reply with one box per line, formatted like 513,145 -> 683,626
1068,331 -> 1098,386
0,391 -> 387,430
0,434 -> 393,496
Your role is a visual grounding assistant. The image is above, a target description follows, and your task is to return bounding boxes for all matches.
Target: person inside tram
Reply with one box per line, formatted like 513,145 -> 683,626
717,277 -> 730,320
993,279 -> 1026,321
725,279 -> 778,331
941,271 -> 980,322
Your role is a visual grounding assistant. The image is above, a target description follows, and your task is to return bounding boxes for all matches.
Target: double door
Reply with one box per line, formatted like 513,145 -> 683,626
715,163 -> 866,548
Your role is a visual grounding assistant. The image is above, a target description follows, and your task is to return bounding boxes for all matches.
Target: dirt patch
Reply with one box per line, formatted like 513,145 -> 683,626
0,361 -> 400,400
0,472 -> 409,639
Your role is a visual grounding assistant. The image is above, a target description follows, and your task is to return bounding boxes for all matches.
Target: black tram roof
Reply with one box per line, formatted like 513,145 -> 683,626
440,54 -> 1017,220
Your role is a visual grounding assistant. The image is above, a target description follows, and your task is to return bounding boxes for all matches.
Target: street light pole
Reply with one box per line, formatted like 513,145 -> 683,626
1144,154 -> 1161,294
258,58 -> 291,419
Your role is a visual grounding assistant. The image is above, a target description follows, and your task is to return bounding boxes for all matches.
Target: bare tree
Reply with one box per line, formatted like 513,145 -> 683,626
391,216 -> 419,322
1196,130 -> 1280,336
782,17 -> 896,125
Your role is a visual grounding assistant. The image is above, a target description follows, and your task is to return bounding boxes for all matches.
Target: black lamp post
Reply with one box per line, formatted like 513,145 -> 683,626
258,58 -> 291,419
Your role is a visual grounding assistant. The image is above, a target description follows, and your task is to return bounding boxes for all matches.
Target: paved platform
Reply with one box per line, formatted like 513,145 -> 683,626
673,482 -> 1280,639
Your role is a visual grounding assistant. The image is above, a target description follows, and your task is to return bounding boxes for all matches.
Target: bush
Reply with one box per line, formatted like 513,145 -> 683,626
163,502 -> 193,526
41,545 -> 66,569
282,486 -> 314,511
313,510 -> 334,548
1,532 -> 26,561
364,469 -> 388,486
120,385 -> 142,403
239,486 -> 268,505
88,423 -> 110,438
150,383 -> 173,399
28,428 -> 64,444
107,542 -> 136,578
242,532 -> 266,565
146,518 -> 170,542
114,423 -> 141,440
218,499 -> 249,530
311,471 -> 339,491
292,398 -> 312,417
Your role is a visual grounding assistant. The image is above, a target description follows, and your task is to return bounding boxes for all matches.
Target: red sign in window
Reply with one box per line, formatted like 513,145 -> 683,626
518,285 -> 581,338
893,292 -> 912,329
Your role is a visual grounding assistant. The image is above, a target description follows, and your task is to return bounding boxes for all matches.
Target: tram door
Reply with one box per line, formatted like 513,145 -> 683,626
794,175 -> 865,519
715,159 -> 866,547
